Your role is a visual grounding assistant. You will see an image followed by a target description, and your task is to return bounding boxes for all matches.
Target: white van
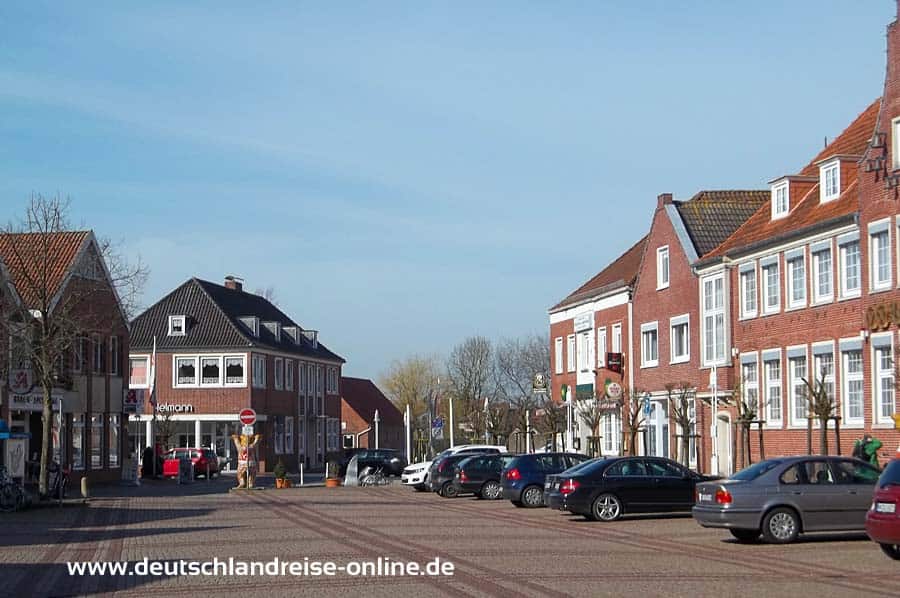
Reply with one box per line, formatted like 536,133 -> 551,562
401,444 -> 507,491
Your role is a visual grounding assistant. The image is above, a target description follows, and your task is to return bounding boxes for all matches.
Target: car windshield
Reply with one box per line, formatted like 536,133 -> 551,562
730,459 -> 783,481
564,458 -> 608,476
879,460 -> 900,488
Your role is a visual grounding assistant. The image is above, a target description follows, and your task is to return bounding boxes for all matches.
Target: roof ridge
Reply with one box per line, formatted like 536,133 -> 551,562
192,279 -> 259,347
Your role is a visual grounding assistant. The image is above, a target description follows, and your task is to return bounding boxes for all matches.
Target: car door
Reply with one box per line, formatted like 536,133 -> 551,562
603,459 -> 653,510
829,458 -> 880,529
787,459 -> 840,531
645,459 -> 693,510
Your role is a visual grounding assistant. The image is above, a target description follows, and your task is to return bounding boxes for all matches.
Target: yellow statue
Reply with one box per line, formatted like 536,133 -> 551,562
231,433 -> 261,489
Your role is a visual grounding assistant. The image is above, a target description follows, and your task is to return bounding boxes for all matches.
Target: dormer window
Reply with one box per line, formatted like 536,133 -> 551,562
262,321 -> 282,342
771,181 -> 789,219
168,315 -> 186,336
239,316 -> 260,337
820,160 -> 840,202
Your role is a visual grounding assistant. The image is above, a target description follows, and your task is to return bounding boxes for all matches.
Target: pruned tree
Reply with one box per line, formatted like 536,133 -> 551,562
446,336 -> 496,442
622,387 -> 647,456
576,393 -> 604,457
536,393 -> 566,451
801,371 -> 837,455
667,382 -> 696,468
495,334 -> 549,445
0,195 -> 147,497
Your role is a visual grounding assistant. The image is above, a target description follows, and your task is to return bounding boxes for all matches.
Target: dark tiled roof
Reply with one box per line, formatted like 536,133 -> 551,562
130,278 -> 345,362
703,100 -> 878,262
341,377 -> 403,426
0,231 -> 89,309
675,190 -> 769,257
550,236 -> 647,312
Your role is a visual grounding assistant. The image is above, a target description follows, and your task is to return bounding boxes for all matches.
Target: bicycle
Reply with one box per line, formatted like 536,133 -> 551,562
0,466 -> 28,513
48,462 -> 69,501
359,466 -> 391,487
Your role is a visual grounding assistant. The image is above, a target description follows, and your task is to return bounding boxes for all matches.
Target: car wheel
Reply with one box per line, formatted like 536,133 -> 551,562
481,481 -> 502,500
591,493 -> 622,522
761,508 -> 800,544
880,543 -> 900,560
440,482 -> 458,498
521,485 -> 544,508
729,529 -> 760,543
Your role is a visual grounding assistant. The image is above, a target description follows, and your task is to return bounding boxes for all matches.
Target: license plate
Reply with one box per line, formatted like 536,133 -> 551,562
876,502 -> 897,514
545,480 -> 551,489
698,493 -> 713,502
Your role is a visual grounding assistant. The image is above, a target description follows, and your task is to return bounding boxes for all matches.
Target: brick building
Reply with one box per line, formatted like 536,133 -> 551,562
340,377 -> 404,453
549,236 -> 646,455
0,231 -> 129,486
632,190 -> 766,475
128,276 -> 345,473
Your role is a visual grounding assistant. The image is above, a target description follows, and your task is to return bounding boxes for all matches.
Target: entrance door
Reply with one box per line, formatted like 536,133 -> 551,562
716,413 -> 732,477
647,401 -> 669,458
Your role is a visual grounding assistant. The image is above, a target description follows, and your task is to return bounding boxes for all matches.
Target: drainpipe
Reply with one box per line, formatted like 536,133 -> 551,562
355,427 -> 371,448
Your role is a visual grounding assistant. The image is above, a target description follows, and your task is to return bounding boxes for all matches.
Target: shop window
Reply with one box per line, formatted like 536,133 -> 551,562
73,414 -> 85,470
91,414 -> 104,469
108,414 -> 120,467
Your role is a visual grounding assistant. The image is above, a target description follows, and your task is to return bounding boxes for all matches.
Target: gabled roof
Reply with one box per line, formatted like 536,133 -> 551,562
341,377 -> 403,425
0,231 -> 90,309
673,190 -> 769,257
130,278 -> 345,362
550,235 -> 647,312
700,100 -> 879,263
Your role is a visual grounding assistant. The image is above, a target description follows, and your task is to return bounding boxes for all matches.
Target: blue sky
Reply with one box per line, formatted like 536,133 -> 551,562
0,1 -> 894,379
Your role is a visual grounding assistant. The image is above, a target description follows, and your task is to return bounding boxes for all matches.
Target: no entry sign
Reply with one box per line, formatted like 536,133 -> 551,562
239,408 -> 256,426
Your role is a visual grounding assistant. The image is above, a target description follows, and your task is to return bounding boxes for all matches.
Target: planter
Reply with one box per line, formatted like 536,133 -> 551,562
283,479 -> 292,488
325,477 -> 341,488
275,478 -> 286,489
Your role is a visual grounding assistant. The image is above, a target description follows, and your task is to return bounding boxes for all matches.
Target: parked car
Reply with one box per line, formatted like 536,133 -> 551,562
454,454 -> 519,499
162,448 -> 219,479
545,456 -> 714,521
693,455 -> 880,544
429,449 -> 504,497
501,452 -> 591,507
339,448 -> 406,477
866,458 -> 900,560
401,444 -> 507,491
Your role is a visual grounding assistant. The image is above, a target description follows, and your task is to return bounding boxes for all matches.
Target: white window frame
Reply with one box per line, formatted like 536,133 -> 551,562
656,246 -> 670,290
168,315 -> 186,337
109,336 -> 119,376
811,246 -> 833,304
786,255 -> 806,309
199,355 -> 223,387
597,327 -> 607,368
771,181 -> 789,219
873,337 -> 895,426
740,266 -> 757,318
839,239 -> 861,299
611,324 -> 622,354
787,349 -> 808,428
640,321 -> 659,368
841,348 -> 864,426
870,222 -> 892,291
173,355 -> 200,388
669,315 -> 689,364
566,334 -> 576,373
274,357 -> 284,390
577,330 -> 593,373
701,273 -> 727,366
763,353 -> 783,428
554,337 -> 563,374
762,260 -> 780,314
741,356 -> 759,415
252,354 -> 266,389
223,355 -> 247,387
286,360 -> 294,392
128,355 -> 150,389
819,160 -> 840,202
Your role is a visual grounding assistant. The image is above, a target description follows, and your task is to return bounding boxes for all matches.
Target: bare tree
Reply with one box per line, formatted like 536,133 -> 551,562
667,382 -> 696,468
378,354 -> 441,457
622,387 -> 647,456
0,195 -> 147,497
495,334 -> 549,439
446,336 -> 496,441
536,394 -> 566,451
576,393 -> 604,457
801,370 -> 837,455
254,286 -> 278,306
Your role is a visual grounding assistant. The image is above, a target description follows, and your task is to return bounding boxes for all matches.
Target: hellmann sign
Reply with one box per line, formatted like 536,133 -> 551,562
155,403 -> 195,414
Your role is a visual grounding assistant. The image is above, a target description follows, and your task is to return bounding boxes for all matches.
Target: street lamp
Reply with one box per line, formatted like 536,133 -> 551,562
709,366 -> 719,476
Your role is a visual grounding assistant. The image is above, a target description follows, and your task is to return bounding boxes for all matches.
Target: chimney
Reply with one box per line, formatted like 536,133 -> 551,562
224,275 -> 243,292
657,193 -> 673,209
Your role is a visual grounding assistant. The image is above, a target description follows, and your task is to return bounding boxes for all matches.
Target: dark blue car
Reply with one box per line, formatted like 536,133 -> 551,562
501,452 -> 590,507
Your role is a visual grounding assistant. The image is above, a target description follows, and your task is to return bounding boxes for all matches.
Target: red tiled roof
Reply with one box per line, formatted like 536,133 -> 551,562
550,235 -> 648,312
0,231 -> 89,309
342,377 -> 404,426
703,100 -> 879,261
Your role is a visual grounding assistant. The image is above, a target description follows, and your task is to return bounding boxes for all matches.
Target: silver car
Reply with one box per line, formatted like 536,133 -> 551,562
692,456 -> 880,543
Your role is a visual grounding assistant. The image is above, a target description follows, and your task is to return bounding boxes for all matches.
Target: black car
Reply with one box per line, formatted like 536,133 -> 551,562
339,448 -> 407,477
501,452 -> 591,507
454,454 -> 519,499
545,456 -> 716,521
429,451 -> 496,497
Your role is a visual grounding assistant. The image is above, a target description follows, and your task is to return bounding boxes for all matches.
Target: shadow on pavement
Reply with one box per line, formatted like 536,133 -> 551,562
721,531 -> 871,545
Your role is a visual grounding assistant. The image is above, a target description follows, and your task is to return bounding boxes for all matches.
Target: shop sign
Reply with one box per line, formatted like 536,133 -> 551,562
9,368 -> 35,395
606,353 -> 623,374
606,382 -> 623,399
124,389 -> 145,414
9,393 -> 61,412
155,403 -> 194,414
5,439 -> 26,478
597,399 -> 622,412
532,373 -> 548,394
574,312 -> 594,332
866,301 -> 900,331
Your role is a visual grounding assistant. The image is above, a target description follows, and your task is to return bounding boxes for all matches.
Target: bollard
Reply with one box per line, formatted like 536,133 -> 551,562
300,462 -> 304,486
206,462 -> 211,482
81,476 -> 90,499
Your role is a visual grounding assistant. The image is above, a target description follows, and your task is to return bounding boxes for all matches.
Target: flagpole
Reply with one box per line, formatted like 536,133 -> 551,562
404,404 -> 411,464
150,335 -> 158,477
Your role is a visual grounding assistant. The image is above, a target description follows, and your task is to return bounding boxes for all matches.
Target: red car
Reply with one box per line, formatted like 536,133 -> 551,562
162,448 -> 220,479
866,458 -> 900,560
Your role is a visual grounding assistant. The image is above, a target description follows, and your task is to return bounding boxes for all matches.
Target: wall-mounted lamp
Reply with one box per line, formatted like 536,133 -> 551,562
731,347 -> 739,358
860,329 -> 870,340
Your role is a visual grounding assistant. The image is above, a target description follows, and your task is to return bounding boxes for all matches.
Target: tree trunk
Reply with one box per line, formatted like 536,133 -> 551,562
681,434 -> 690,468
39,380 -> 52,497
819,419 -> 828,455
